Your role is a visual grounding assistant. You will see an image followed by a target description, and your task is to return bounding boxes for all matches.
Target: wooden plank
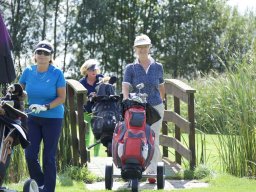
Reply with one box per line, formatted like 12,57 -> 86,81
188,94 -> 196,169
174,97 -> 181,164
165,83 -> 189,103
163,110 -> 191,134
162,95 -> 168,157
67,84 -> 79,166
160,135 -> 192,161
66,79 -> 88,94
162,119 -> 169,157
162,157 -> 182,174
77,94 -> 87,164
165,79 -> 196,93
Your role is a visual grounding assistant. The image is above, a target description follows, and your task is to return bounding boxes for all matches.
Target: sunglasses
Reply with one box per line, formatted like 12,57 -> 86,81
36,50 -> 51,56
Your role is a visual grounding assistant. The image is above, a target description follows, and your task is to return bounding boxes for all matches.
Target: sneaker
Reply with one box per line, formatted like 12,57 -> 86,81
148,178 -> 156,184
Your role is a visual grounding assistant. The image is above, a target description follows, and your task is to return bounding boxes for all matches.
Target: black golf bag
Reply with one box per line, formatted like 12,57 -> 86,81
90,77 -> 122,156
0,100 -> 30,187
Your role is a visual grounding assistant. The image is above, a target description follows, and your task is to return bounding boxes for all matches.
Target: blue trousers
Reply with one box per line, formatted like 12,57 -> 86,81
25,116 -> 62,192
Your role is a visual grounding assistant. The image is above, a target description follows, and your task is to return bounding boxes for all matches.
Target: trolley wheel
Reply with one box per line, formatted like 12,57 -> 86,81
105,162 -> 113,190
157,162 -> 165,189
23,179 -> 39,192
107,142 -> 112,157
131,179 -> 139,192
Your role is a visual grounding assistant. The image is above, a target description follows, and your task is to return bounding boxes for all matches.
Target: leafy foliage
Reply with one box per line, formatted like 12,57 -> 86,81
194,53 -> 256,177
61,165 -> 102,184
1,0 -> 256,80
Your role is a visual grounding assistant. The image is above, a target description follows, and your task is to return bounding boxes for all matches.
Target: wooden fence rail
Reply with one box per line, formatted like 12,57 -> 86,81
160,79 -> 196,170
65,79 -> 88,166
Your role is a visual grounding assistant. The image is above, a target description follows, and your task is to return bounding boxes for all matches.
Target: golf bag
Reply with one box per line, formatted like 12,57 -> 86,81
0,99 -> 29,186
112,99 -> 155,180
90,77 -> 122,155
91,95 -> 121,146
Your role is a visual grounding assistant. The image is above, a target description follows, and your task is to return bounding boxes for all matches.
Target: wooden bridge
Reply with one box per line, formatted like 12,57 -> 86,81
59,79 -> 196,175
59,79 -> 196,172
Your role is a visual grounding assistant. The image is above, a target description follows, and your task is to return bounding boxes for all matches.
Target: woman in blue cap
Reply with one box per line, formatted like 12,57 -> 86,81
19,40 -> 66,192
79,59 -> 103,156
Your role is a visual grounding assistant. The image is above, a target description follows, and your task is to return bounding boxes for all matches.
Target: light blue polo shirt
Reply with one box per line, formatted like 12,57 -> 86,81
19,64 -> 66,118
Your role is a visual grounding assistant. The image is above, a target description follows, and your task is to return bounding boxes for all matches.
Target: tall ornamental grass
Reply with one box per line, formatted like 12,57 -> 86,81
194,59 -> 256,177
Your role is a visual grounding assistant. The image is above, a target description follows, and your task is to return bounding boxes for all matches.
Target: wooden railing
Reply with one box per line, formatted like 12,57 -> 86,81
160,79 -> 196,170
65,79 -> 88,166
64,78 -> 196,169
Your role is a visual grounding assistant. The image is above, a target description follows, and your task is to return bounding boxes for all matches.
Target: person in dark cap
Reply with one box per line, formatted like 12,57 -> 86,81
79,59 -> 103,156
19,40 -> 66,192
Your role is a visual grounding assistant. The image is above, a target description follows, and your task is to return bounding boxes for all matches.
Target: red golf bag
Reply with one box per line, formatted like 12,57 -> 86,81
112,100 -> 155,180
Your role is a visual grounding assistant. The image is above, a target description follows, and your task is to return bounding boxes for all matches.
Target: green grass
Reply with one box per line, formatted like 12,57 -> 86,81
4,180 -> 86,192
165,132 -> 222,172
179,174 -> 256,192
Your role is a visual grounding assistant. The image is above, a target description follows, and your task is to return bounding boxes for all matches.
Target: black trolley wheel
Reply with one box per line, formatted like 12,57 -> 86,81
157,162 -> 165,189
131,179 -> 139,192
107,142 -> 112,157
105,162 -> 113,190
23,179 -> 38,192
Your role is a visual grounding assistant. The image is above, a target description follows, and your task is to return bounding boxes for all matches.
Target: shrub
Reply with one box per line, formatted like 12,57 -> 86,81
58,173 -> 73,186
62,165 -> 100,184
184,169 -> 194,179
194,164 -> 214,179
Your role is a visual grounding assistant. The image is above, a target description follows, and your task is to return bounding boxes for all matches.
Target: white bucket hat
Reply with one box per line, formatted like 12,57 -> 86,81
134,34 -> 151,47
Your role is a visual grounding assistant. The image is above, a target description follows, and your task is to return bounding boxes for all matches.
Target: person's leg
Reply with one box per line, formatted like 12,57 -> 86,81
146,103 -> 164,181
42,118 -> 62,192
25,116 -> 44,187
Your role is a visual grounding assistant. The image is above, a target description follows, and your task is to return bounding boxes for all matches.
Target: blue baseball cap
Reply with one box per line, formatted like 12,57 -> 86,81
35,40 -> 54,53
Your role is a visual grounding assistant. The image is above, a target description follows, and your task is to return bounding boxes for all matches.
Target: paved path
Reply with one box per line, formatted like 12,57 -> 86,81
87,157 -> 209,191
87,157 -> 180,178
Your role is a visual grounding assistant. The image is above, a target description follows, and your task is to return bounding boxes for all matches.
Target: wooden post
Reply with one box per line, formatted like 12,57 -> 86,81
174,96 -> 181,165
67,84 -> 79,166
188,93 -> 196,169
162,95 -> 168,157
77,93 -> 87,165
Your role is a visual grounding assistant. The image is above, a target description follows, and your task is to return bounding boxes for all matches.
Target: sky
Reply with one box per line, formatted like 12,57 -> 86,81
227,0 -> 256,13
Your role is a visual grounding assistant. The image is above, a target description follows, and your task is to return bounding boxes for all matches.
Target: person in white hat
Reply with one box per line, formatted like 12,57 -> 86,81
19,40 -> 66,192
122,34 -> 165,184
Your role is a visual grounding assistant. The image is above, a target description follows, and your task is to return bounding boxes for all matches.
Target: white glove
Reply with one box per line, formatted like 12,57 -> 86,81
29,104 -> 47,114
